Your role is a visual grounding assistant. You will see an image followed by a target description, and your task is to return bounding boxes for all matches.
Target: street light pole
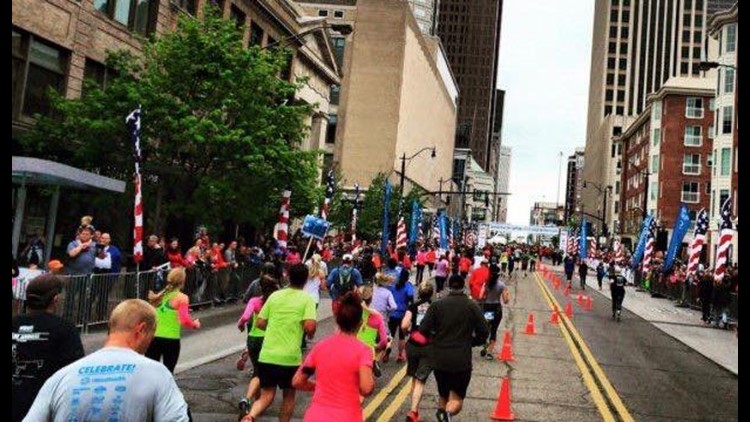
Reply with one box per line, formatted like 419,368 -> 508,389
400,153 -> 407,196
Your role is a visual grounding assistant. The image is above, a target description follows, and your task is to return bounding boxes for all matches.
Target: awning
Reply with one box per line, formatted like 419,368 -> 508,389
12,156 -> 126,192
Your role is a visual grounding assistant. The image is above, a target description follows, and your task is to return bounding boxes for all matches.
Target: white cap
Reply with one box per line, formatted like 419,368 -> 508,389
343,253 -> 354,262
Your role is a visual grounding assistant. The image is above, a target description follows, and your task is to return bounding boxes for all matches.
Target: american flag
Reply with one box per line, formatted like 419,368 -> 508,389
396,196 -> 407,249
126,107 -> 143,264
318,170 -> 335,250
642,217 -> 657,274
275,189 -> 291,250
351,183 -> 361,241
713,197 -> 734,281
567,228 -> 578,255
431,213 -> 440,244
464,222 -> 477,249
687,208 -> 708,276
587,238 -> 597,260
614,239 -> 625,264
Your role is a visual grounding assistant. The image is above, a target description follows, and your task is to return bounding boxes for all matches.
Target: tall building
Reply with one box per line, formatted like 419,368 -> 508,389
529,202 -> 564,227
495,146 -> 512,222
436,0 -> 503,172
407,0 -> 440,35
489,89 -> 506,219
333,0 -> 457,197
564,148 -> 585,224
616,78 -> 714,250
583,0 -> 727,236
707,2 -> 737,266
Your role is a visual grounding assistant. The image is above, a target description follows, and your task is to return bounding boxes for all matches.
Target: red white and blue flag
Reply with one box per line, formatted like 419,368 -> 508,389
687,208 -> 708,276
126,107 -> 143,264
713,198 -> 734,281
318,170 -> 335,250
275,189 -> 291,250
351,183 -> 361,241
642,218 -> 657,274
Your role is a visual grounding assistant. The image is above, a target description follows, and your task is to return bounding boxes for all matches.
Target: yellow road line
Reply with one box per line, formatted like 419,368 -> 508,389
375,378 -> 412,422
556,295 -> 635,421
533,272 -> 616,422
363,365 -> 407,420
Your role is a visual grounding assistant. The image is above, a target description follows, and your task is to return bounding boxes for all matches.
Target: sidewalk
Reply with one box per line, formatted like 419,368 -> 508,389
548,263 -> 738,375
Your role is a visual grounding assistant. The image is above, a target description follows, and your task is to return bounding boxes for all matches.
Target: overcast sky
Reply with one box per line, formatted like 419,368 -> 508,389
497,0 -> 594,224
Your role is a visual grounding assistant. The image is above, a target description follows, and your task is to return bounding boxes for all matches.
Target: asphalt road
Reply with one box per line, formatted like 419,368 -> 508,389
174,267 -> 738,421
544,269 -> 738,421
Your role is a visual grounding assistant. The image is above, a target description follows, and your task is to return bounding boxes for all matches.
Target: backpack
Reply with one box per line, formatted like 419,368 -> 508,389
336,266 -> 354,294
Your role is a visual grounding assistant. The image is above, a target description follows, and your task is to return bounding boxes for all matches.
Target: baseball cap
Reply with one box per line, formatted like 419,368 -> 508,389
343,253 -> 354,262
47,260 -> 64,271
25,274 -> 63,310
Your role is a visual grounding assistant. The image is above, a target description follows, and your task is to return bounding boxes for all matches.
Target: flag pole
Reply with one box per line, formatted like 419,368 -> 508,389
302,237 -> 315,263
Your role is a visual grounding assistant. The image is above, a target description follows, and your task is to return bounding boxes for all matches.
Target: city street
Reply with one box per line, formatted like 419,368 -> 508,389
173,267 -> 738,421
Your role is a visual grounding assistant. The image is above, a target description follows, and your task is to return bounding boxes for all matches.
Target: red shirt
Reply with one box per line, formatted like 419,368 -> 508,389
469,266 -> 490,300
459,257 -> 473,273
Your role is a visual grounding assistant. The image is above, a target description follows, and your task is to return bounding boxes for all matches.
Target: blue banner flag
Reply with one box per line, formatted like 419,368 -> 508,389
664,204 -> 691,271
579,218 -> 588,258
632,213 -> 655,269
381,180 -> 393,255
439,211 -> 448,250
409,200 -> 421,244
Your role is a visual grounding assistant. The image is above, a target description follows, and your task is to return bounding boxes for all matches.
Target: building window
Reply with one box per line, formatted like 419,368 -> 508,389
609,42 -> 617,54
82,59 -> 118,94
621,27 -> 629,38
333,10 -> 344,19
325,114 -> 337,144
686,97 -> 703,118
616,106 -> 625,115
608,57 -> 617,69
249,22 -> 263,47
618,73 -> 626,85
652,102 -> 661,121
720,147 -> 731,176
617,90 -> 625,101
619,58 -> 627,70
332,37 -> 345,69
651,154 -> 659,174
472,207 -> 487,221
652,128 -> 661,147
12,30 -> 68,120
684,126 -> 702,146
318,9 -> 328,17
607,73 -> 615,85
723,68 -> 735,94
722,106 -> 733,134
707,152 -> 713,168
681,182 -> 700,203
94,0 -> 157,35
719,190 -> 730,210
330,84 -> 340,105
725,24 -> 736,53
604,105 -> 613,116
230,4 -> 246,29
605,89 -> 614,101
683,154 -> 701,175
650,182 -> 658,201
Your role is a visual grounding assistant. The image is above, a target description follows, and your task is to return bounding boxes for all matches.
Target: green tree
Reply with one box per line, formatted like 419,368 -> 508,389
355,173 -> 427,242
23,6 -> 321,235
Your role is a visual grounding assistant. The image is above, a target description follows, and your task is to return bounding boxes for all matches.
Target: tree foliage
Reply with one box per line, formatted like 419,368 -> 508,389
23,6 -> 321,234
354,173 -> 427,242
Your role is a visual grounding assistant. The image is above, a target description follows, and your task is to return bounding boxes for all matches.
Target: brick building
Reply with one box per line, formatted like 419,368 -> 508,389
617,78 -> 714,249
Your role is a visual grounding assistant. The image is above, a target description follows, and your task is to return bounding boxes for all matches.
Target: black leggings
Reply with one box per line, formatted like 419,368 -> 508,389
388,317 -> 407,340
482,303 -> 503,342
146,337 -> 182,373
435,276 -> 447,292
416,265 -> 425,284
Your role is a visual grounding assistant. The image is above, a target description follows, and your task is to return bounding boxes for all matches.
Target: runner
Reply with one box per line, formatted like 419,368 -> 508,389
371,273 -> 397,362
237,275 -> 280,416
388,269 -> 415,363
401,282 -> 435,422
24,299 -> 190,421
291,291 -> 375,422
244,264 -> 317,422
479,269 -> 509,359
419,275 -> 489,422
145,267 -> 201,373
357,284 -> 390,377
327,254 -> 363,312
434,253 -> 450,294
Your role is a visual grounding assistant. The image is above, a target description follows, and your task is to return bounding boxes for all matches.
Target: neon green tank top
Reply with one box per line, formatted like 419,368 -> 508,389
248,307 -> 266,338
155,291 -> 181,340
357,308 -> 378,357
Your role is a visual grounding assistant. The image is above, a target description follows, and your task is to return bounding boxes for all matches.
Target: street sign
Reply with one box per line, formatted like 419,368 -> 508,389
301,215 -> 330,240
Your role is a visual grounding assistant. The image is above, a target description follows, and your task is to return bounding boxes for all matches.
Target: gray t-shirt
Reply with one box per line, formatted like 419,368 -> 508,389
66,240 -> 97,275
484,281 -> 507,305
24,347 -> 188,422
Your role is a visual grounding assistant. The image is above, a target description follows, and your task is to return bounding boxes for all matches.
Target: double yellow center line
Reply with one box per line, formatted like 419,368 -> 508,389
533,271 -> 634,422
363,365 -> 409,421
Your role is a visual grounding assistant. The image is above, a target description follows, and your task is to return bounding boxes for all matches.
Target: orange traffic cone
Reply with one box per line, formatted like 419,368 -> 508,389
577,293 -> 584,305
563,285 -> 570,297
549,309 -> 560,325
524,313 -> 536,335
565,301 -> 574,318
585,295 -> 593,310
490,377 -> 515,420
498,331 -> 515,361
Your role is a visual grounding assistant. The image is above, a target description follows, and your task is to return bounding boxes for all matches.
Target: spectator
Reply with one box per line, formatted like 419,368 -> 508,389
167,238 -> 190,269
24,299 -> 190,421
13,274 -> 84,421
66,224 -> 96,275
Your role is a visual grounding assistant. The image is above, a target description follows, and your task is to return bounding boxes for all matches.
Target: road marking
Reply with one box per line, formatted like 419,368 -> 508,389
533,272 -> 616,422
364,365 -> 407,420
535,272 -> 634,422
375,377 -> 412,422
